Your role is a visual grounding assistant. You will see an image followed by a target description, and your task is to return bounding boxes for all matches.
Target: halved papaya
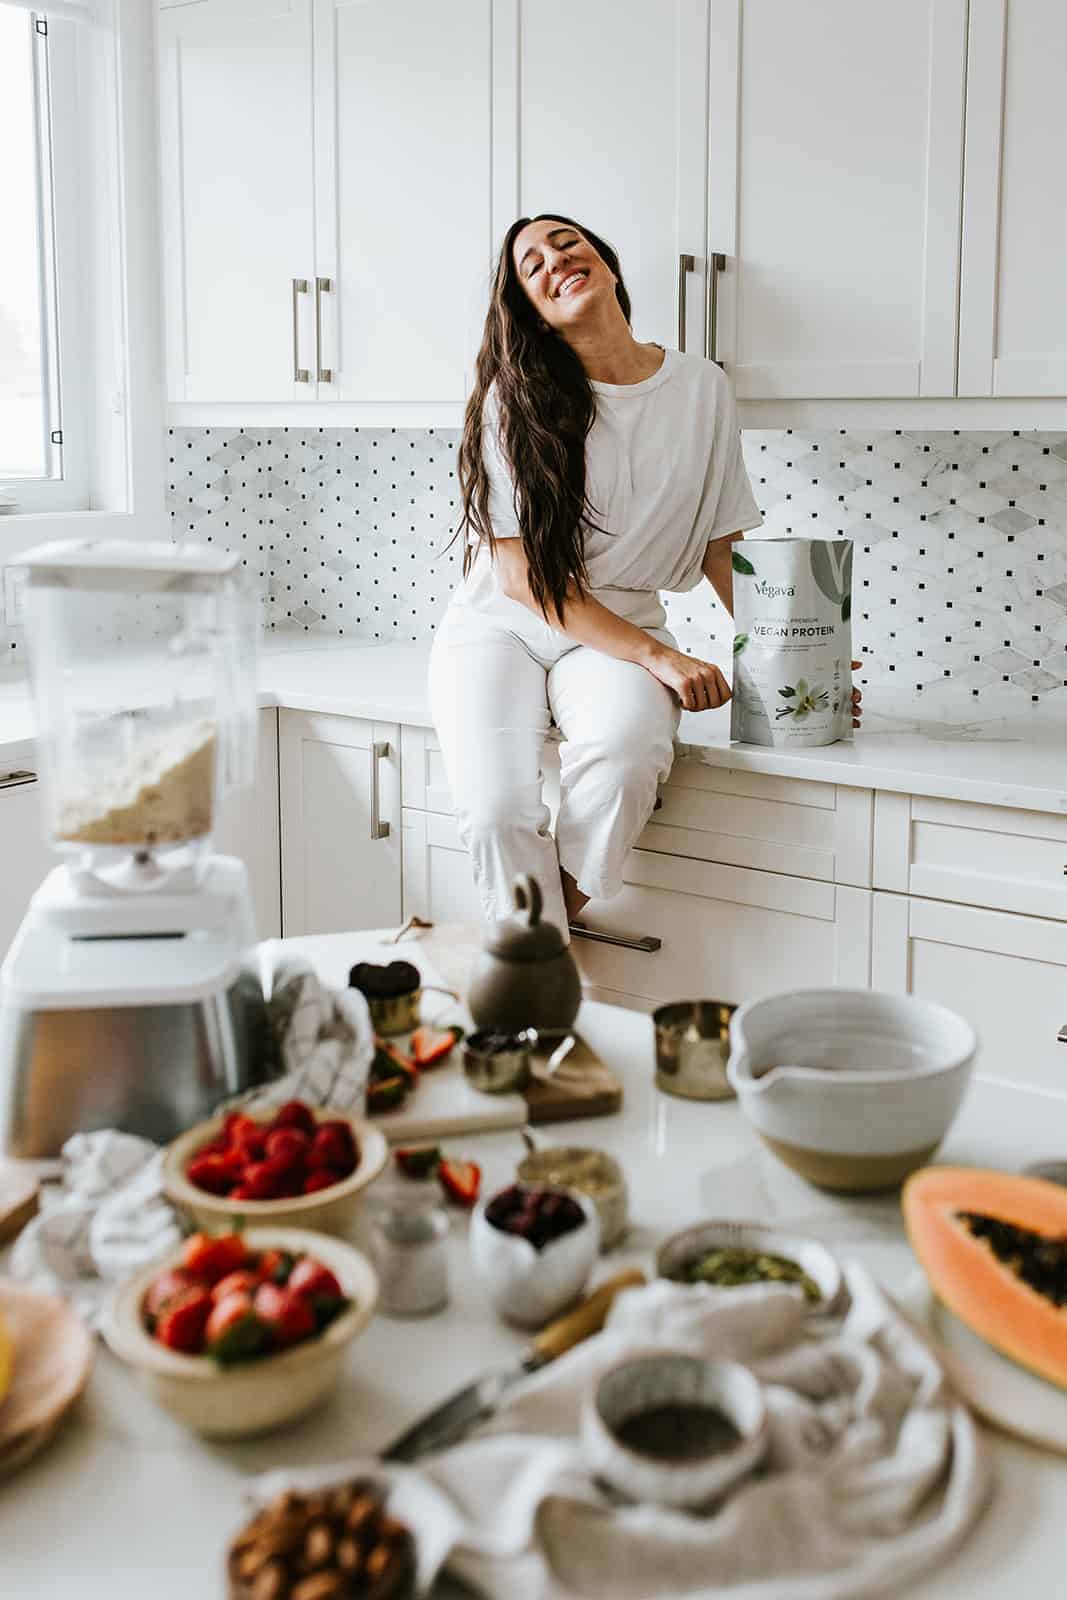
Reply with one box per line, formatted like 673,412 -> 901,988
903,1165 -> 1067,1389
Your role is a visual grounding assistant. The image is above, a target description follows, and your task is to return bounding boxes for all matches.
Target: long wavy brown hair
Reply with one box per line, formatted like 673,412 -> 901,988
456,214 -> 632,621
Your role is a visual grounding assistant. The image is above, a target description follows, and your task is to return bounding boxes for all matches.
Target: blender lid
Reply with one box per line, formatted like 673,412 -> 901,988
18,539 -> 241,591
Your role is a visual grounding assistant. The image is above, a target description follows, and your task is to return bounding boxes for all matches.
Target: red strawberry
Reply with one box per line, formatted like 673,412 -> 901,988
241,1158 -> 291,1200
307,1125 -> 355,1173
143,1267 -> 197,1325
264,1126 -> 311,1169
302,1168 -> 344,1194
287,1257 -> 343,1302
182,1232 -> 248,1284
185,1151 -> 241,1195
253,1281 -> 316,1347
270,1100 -> 317,1135
205,1290 -> 269,1364
155,1286 -> 213,1354
258,1248 -> 295,1284
210,1268 -> 264,1305
230,1183 -> 257,1201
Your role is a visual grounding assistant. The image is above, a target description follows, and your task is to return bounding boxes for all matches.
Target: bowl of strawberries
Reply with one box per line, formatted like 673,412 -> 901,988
102,1227 -> 379,1436
161,1100 -> 388,1235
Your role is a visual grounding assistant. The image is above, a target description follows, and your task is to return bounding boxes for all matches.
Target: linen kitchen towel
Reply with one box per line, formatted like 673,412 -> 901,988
731,538 -> 853,747
249,1265 -> 990,1600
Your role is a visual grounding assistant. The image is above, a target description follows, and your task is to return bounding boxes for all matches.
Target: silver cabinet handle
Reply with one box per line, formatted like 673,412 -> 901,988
677,253 -> 695,352
1058,1025 -> 1067,1044
568,921 -> 661,954
315,276 -> 333,383
370,740 -> 391,840
704,251 -> 726,365
291,278 -> 310,383
0,770 -> 36,791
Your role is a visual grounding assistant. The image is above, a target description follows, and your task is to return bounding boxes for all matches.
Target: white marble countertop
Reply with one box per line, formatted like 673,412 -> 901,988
2,639 -> 1065,813
3,928 -> 1067,1599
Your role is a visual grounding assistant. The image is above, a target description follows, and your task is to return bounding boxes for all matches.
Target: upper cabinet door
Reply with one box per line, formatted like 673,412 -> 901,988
159,0 -> 316,402
710,0 -> 968,399
321,0 -> 492,405
959,0 -> 1067,396
497,0 -> 710,356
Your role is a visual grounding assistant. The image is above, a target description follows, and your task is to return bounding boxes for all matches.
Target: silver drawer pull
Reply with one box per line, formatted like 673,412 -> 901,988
1058,1025 -> 1067,1045
705,250 -> 726,365
370,740 -> 391,840
0,770 -> 36,790
291,278 -> 310,383
677,253 -> 695,352
569,921 -> 661,954
315,276 -> 333,383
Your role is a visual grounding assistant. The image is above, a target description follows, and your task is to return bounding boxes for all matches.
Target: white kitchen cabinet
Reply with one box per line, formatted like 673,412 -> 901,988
493,0 -> 711,355
320,0 -> 492,404
0,773 -> 56,960
710,0 -> 967,398
401,808 -> 484,928
213,707 -> 282,939
959,0 -> 1067,395
872,892 -> 1067,1098
279,709 -> 401,934
158,0 -> 317,403
874,790 -> 1067,922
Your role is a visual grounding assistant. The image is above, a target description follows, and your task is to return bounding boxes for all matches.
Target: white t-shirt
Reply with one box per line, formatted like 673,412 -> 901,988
456,348 -> 763,625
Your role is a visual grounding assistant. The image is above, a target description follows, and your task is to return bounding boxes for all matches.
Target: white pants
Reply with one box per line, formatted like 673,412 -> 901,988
428,593 -> 680,936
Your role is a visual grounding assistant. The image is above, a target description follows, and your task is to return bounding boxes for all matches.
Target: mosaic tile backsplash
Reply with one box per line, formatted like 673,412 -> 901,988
163,425 -> 1067,726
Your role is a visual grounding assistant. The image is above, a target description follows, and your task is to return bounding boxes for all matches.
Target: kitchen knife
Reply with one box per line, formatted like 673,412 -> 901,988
381,1268 -> 646,1463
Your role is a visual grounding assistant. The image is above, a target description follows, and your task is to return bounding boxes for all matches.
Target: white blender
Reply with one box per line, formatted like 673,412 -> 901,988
0,541 -> 264,1158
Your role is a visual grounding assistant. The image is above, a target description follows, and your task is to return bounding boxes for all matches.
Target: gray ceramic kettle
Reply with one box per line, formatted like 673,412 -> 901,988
466,874 -> 581,1032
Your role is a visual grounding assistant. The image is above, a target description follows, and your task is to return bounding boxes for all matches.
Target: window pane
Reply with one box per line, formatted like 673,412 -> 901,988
0,4 -> 46,479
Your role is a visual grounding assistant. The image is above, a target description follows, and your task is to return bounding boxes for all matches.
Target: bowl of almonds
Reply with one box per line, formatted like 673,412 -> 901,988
227,1478 -> 416,1600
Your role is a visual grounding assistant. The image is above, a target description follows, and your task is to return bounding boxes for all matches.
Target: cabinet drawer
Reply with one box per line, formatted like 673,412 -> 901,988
572,850 -> 871,1011
638,762 -> 871,884
402,727 -> 870,885
872,893 -> 1067,1098
874,792 -> 1067,919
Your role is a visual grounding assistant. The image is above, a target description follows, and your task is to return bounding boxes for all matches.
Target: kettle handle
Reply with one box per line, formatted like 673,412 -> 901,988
513,874 -> 543,926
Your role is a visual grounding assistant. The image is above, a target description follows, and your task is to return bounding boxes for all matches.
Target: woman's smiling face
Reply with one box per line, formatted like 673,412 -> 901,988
512,218 -> 616,330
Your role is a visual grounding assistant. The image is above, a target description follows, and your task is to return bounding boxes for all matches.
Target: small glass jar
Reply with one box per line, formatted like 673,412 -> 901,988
368,1192 -> 450,1317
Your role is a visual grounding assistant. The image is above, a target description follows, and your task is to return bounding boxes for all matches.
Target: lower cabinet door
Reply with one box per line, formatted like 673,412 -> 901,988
401,808 -> 483,927
571,850 -> 872,1013
279,709 -> 401,935
0,774 -> 54,960
872,892 -> 1067,1097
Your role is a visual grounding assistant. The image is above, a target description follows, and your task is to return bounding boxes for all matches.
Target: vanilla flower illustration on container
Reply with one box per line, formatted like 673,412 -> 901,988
775,679 -> 830,721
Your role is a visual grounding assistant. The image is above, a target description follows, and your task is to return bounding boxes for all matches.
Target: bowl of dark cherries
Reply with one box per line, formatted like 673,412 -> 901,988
469,1182 -> 600,1328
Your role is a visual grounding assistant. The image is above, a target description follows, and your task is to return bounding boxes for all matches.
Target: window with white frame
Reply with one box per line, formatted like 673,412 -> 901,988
0,2 -> 86,512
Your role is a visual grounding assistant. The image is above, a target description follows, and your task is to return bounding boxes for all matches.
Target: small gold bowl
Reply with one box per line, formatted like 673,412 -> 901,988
652,1001 -> 737,1101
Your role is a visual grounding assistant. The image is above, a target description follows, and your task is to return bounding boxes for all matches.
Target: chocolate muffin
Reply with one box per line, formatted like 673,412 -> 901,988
227,1481 -> 416,1600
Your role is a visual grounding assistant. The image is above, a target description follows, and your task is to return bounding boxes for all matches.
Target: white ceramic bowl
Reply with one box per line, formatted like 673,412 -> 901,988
516,1145 -> 629,1252
727,989 -> 976,1191
469,1185 -> 600,1328
161,1107 -> 388,1234
656,1220 -> 843,1312
582,1351 -> 767,1509
102,1227 -> 379,1437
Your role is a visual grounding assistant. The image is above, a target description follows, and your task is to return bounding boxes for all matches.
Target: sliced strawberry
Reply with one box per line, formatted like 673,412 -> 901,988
411,1026 -> 462,1070
438,1158 -> 481,1209
155,1286 -> 213,1354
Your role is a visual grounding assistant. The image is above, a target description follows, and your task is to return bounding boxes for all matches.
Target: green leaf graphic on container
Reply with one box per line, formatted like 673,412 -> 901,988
733,633 -> 749,656
775,678 -> 830,721
810,541 -> 853,622
731,551 -> 755,576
